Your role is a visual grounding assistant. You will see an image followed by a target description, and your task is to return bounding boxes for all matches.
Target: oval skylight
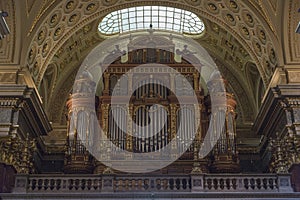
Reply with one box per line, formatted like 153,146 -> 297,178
98,6 -> 205,35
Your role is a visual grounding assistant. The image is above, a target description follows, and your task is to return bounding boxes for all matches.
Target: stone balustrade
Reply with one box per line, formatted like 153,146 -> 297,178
191,174 -> 286,192
114,175 -> 191,192
12,173 -> 293,194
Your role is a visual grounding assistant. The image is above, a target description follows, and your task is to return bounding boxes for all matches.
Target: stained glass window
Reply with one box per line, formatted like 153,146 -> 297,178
98,6 -> 205,35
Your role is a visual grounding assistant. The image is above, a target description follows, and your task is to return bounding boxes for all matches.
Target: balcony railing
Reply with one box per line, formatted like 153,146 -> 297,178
12,173 -> 293,194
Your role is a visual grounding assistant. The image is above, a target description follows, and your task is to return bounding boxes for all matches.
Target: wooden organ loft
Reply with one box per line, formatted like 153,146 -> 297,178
64,37 -> 240,175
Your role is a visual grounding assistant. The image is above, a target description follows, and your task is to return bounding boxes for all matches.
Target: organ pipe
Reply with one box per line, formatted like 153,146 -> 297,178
208,76 -> 240,173
132,105 -> 170,153
108,107 -> 127,149
64,70 -> 96,174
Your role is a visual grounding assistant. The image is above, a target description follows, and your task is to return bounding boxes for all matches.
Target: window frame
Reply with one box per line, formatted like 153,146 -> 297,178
98,6 -> 205,36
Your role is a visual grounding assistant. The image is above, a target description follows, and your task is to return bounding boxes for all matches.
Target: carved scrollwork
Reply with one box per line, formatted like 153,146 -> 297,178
64,0 -> 79,13
30,56 -> 41,78
36,26 -> 47,45
239,24 -> 250,39
225,0 -> 239,13
0,134 -> 36,174
267,44 -> 277,65
67,11 -> 81,26
84,2 -> 100,15
48,11 -> 62,28
223,12 -> 236,26
206,2 -> 219,14
28,43 -> 37,65
53,25 -> 65,41
256,25 -> 267,45
241,10 -> 254,27
42,39 -> 52,57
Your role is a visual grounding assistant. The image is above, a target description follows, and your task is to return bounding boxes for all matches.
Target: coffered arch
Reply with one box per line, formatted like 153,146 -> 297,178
24,0 -> 281,90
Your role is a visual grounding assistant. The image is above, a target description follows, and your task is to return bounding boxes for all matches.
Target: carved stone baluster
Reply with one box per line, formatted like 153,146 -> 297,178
179,178 -> 183,191
128,179 -> 132,191
203,177 -> 207,191
28,178 -> 33,191
268,178 -> 273,191
51,179 -> 56,191
122,179 -> 126,192
169,178 -> 174,190
92,178 -> 96,191
44,179 -> 48,191
251,178 -> 255,190
231,178 -> 236,190
61,179 -> 66,191
187,177 -> 191,190
57,179 -> 61,191
138,179 -> 142,191
86,179 -> 91,191
243,178 -> 248,191
114,179 -> 118,192
98,178 -> 102,191
132,179 -> 137,191
216,178 -> 220,190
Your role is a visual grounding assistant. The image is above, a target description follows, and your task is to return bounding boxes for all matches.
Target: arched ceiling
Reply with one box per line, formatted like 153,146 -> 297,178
0,0 -> 299,133
25,0 -> 280,87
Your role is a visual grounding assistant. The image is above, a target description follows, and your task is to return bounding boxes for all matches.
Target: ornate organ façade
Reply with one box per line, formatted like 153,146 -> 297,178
64,36 -> 240,174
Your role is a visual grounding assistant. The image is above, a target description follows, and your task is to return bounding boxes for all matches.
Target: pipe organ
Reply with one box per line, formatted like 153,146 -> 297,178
64,71 -> 97,174
101,71 -> 200,155
208,77 -> 240,173
96,45 -> 207,173
64,38 -> 240,174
